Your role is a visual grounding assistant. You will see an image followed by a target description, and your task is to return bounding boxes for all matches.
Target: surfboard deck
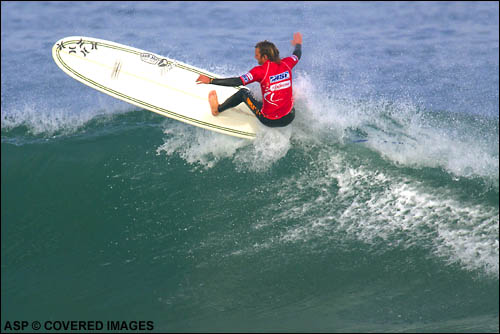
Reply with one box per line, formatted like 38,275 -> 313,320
52,36 -> 258,140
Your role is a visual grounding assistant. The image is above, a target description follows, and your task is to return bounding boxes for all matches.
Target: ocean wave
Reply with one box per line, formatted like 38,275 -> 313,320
245,148 -> 499,278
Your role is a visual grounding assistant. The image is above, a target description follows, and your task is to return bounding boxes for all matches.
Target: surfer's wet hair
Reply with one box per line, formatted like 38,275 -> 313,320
255,40 -> 281,64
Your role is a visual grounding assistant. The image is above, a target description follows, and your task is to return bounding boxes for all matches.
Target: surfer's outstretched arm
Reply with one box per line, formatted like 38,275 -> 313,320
196,75 -> 242,87
291,32 -> 302,60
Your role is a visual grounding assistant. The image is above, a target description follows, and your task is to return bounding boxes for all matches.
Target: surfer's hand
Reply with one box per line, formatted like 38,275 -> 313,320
291,32 -> 302,46
196,74 -> 211,84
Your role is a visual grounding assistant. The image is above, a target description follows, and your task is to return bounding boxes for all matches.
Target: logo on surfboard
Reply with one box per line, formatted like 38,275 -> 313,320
56,38 -> 98,57
140,53 -> 174,71
140,53 -> 161,64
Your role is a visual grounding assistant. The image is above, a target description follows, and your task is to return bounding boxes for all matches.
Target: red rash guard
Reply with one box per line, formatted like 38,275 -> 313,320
239,55 -> 299,120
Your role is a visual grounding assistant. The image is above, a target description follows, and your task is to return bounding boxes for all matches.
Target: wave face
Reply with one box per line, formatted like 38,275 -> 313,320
2,1 -> 498,332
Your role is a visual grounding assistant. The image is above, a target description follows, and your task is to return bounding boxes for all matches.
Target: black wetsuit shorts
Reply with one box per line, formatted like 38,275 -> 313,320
217,88 -> 295,128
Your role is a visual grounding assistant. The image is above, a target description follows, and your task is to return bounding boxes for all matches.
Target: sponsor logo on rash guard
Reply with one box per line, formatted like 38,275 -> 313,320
270,80 -> 291,91
269,71 -> 290,83
241,72 -> 253,83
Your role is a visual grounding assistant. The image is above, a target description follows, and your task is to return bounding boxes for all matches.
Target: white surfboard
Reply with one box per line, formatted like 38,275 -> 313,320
52,36 -> 258,140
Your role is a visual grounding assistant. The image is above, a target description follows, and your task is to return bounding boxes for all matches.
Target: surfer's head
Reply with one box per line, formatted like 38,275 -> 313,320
255,40 -> 281,65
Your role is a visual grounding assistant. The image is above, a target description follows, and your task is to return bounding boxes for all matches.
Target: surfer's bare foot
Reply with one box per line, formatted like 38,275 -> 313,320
208,90 -> 219,116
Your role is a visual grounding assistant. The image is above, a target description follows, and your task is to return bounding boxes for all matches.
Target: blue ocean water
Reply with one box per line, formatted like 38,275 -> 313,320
1,1 -> 499,332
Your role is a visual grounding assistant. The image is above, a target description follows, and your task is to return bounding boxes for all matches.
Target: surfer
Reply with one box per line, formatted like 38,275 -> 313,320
196,32 -> 302,127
